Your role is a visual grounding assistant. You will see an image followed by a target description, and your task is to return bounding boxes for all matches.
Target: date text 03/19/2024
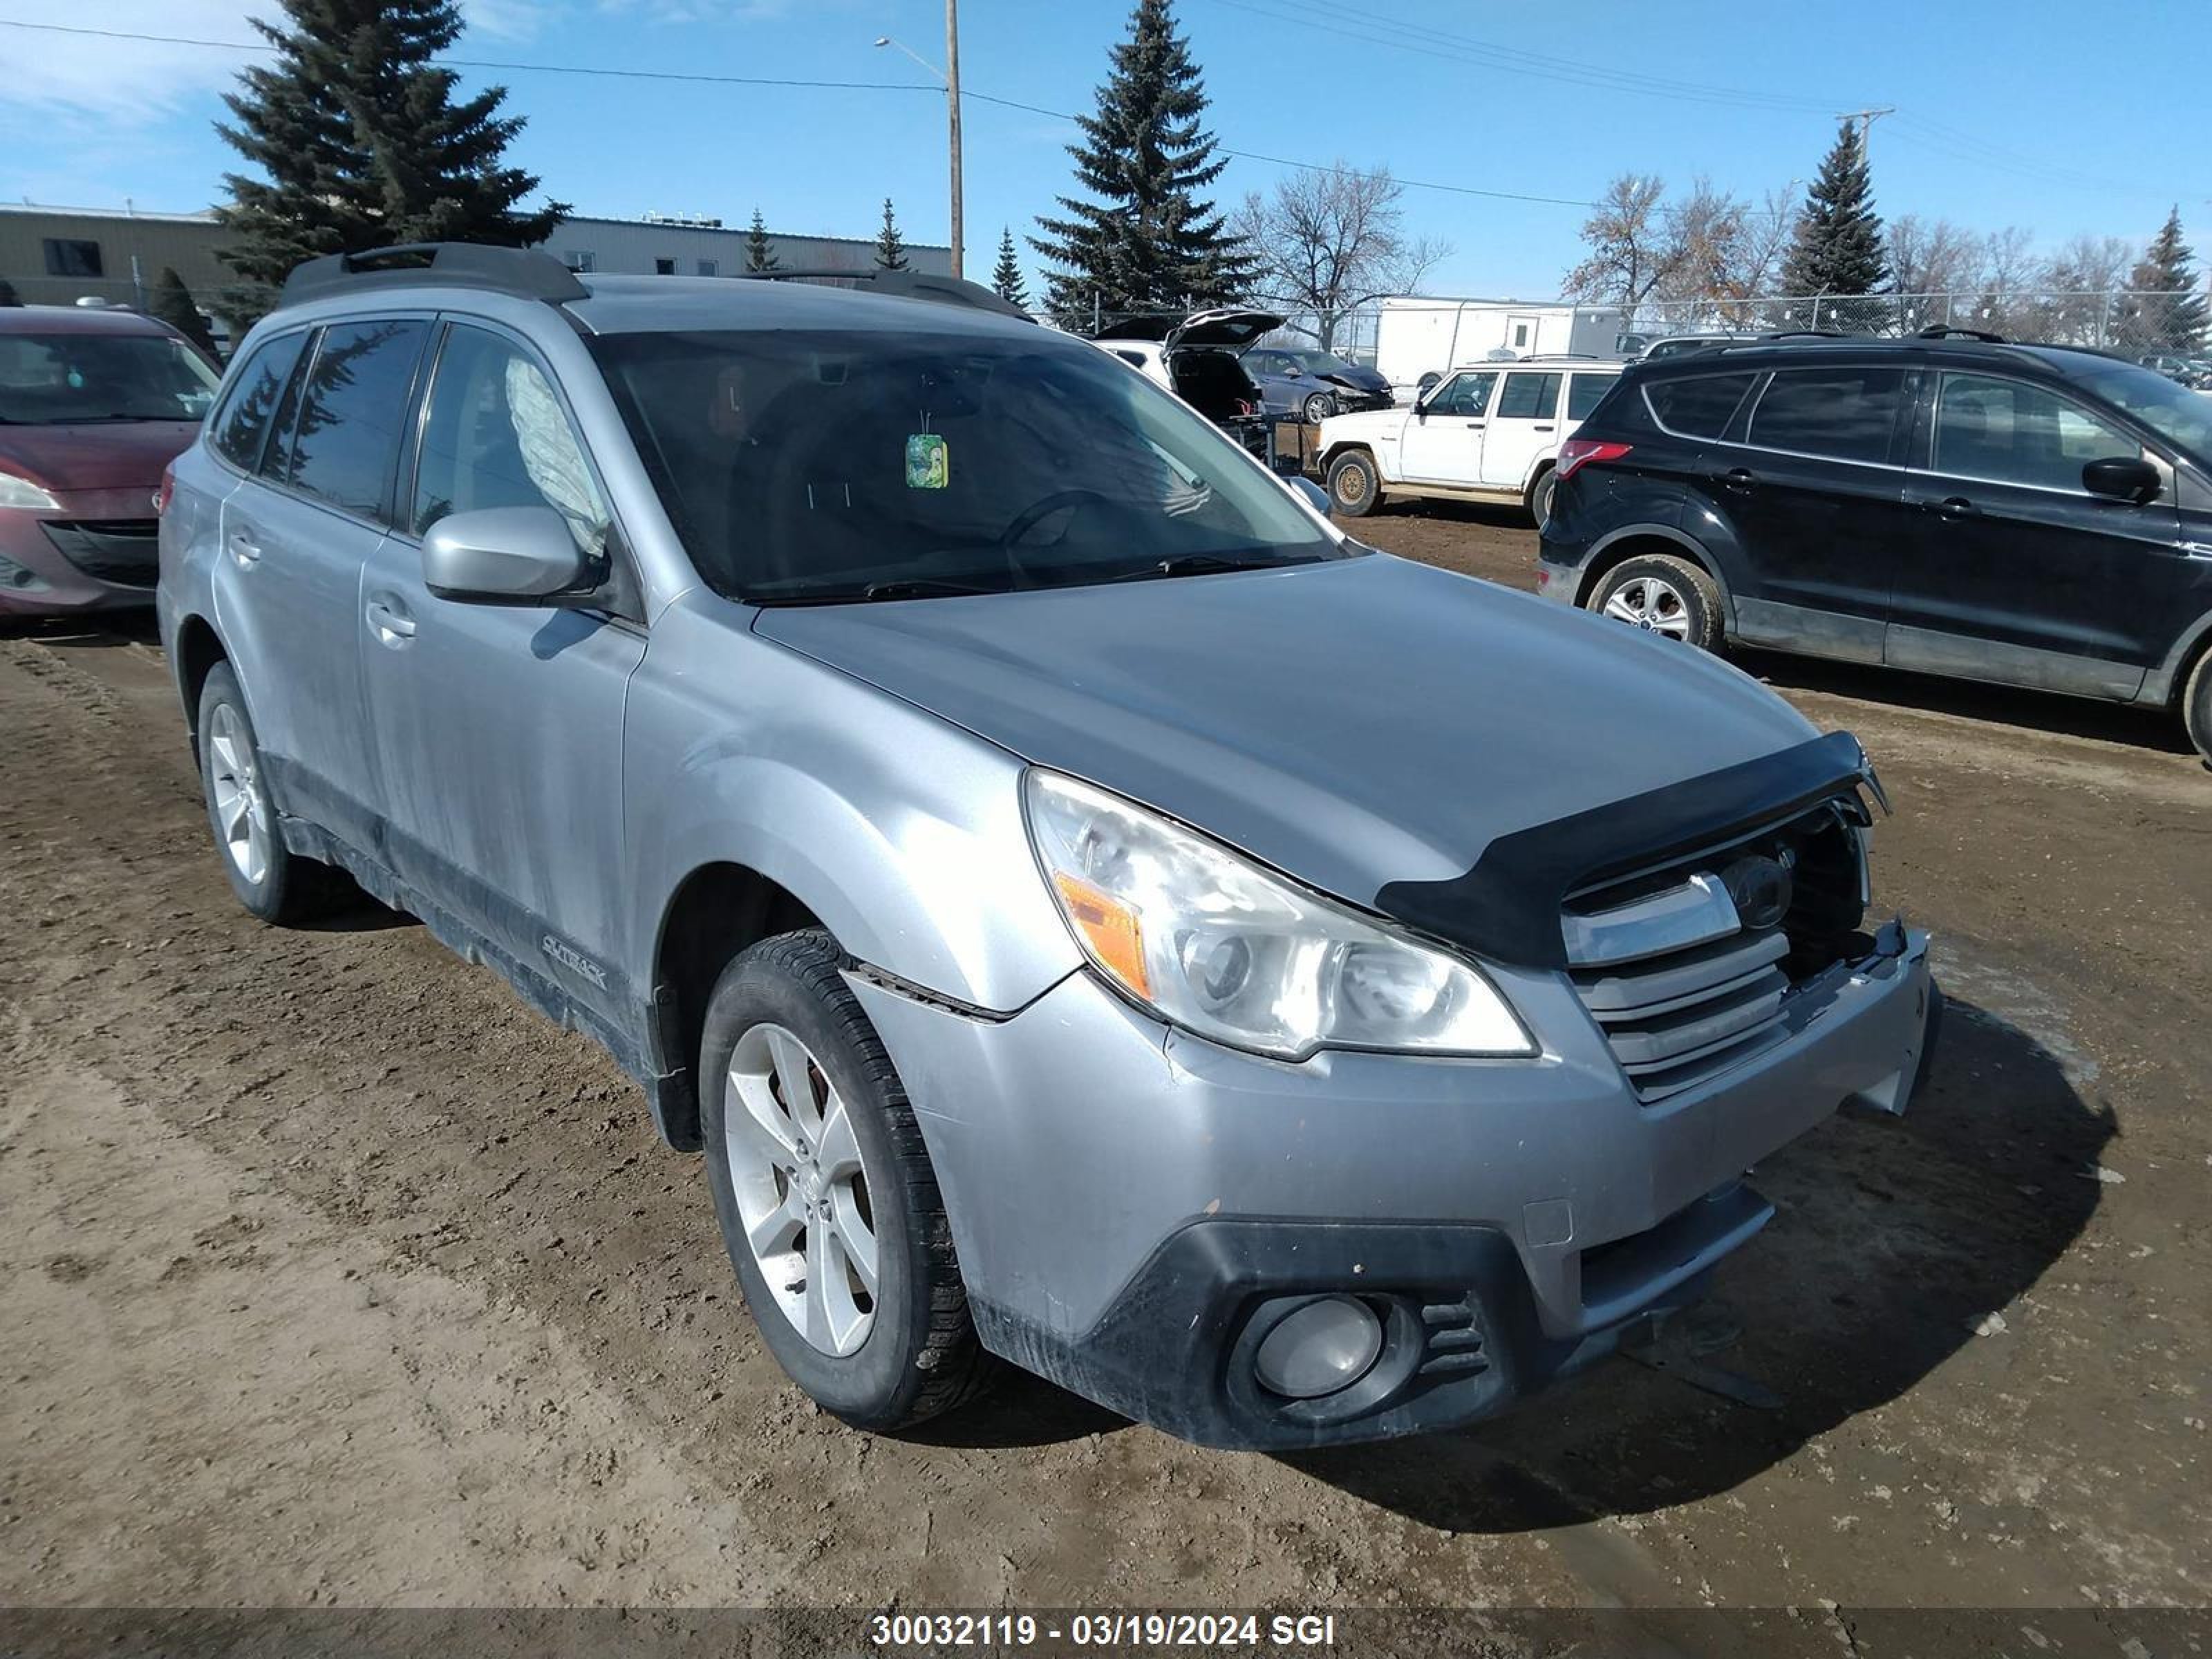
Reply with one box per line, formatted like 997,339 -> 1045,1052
869,1613 -> 1340,1648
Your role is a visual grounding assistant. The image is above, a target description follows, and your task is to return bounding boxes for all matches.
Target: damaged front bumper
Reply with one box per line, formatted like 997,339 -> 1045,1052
852,920 -> 1938,1450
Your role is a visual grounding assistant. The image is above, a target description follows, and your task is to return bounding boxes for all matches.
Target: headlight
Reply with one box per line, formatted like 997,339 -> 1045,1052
0,471 -> 61,511
1024,770 -> 1535,1061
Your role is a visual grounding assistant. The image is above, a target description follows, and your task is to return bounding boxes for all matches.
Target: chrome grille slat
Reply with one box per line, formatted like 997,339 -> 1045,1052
1573,929 -> 1789,1015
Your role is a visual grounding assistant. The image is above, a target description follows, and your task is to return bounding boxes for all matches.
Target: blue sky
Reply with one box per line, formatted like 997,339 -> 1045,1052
3,0 -> 2209,298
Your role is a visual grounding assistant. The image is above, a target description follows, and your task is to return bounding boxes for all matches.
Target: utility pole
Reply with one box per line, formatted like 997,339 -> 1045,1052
1835,106 -> 1894,153
945,0 -> 964,280
874,23 -> 964,280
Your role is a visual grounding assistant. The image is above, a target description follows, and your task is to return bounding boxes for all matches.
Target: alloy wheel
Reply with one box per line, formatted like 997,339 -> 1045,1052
722,1022 -> 881,1356
206,702 -> 270,885
1602,576 -> 1691,639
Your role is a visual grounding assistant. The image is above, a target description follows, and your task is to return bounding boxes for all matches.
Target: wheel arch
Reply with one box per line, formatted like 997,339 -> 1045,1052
1575,526 -> 1735,629
2143,608 -> 2212,708
647,859 -> 825,1151
172,611 -> 229,756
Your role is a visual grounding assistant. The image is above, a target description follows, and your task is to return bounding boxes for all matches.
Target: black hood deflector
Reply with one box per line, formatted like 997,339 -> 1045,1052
1374,730 -> 1870,971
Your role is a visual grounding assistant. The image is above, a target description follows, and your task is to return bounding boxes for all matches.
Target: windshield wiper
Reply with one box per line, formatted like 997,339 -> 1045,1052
750,576 -> 1004,606
1100,552 -> 1315,583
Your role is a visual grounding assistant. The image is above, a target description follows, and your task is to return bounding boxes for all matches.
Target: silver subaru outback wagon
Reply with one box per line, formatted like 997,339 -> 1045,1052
157,245 -> 1938,1450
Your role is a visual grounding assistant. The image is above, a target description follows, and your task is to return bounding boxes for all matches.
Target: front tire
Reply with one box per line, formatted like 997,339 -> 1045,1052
1326,450 -> 1384,518
194,662 -> 344,924
2182,648 -> 2212,767
1301,391 -> 1335,424
1586,554 -> 1724,654
699,929 -> 994,1431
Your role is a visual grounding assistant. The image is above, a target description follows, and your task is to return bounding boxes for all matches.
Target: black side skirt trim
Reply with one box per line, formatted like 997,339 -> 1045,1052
1374,729 -> 1867,971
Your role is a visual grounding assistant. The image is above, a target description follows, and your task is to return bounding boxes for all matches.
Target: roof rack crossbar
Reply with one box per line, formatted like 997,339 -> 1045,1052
281,243 -> 589,306
735,267 -> 1033,322
1918,324 -> 2007,343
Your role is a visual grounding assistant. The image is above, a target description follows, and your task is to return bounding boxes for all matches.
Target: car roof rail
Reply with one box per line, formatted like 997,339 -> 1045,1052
281,243 -> 590,306
737,268 -> 1034,323
1918,324 -> 2006,343
1756,328 -> 1850,341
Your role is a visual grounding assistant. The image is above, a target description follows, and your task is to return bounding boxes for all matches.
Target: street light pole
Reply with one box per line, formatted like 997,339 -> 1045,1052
944,0 -> 964,280
873,23 -> 964,280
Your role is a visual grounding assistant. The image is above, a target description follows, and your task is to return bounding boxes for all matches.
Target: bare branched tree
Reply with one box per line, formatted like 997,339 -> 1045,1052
1235,162 -> 1450,350
1653,178 -> 1751,307
1886,215 -> 1985,330
1562,174 -> 1673,310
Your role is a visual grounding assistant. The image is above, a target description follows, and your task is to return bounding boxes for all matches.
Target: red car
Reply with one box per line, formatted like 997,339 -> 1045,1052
0,304 -> 221,619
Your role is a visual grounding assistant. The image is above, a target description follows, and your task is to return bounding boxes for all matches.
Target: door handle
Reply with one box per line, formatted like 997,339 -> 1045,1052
1532,424 -> 1555,433
366,595 -> 417,646
227,529 -> 261,564
1716,468 -> 1755,494
1929,496 -> 1976,521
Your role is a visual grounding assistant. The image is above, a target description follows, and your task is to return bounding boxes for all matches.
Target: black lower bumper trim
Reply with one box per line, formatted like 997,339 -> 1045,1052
971,1217 -> 1721,1450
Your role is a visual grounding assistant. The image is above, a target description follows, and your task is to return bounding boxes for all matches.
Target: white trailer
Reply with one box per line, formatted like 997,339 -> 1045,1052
1371,297 -> 1626,397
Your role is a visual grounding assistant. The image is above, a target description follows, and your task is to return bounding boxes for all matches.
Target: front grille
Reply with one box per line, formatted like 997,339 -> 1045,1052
1563,796 -> 1869,1103
41,518 -> 159,587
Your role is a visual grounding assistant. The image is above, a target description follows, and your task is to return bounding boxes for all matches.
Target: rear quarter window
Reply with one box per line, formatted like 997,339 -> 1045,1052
1566,373 -> 1616,421
211,330 -> 310,471
1643,371 -> 1759,438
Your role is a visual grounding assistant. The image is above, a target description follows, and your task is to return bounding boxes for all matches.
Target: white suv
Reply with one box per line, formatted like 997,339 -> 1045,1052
1317,356 -> 1622,524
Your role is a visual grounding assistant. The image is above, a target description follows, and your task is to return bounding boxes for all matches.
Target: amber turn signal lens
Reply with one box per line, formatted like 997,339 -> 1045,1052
1051,871 -> 1150,998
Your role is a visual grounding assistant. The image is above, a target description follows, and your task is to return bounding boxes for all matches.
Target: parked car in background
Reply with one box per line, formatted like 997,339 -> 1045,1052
1318,356 -> 1623,524
1092,308 -> 1279,440
2139,352 -> 2212,392
1538,335 -> 2212,762
159,244 -> 1938,1450
0,305 -> 220,619
1239,346 -> 1393,424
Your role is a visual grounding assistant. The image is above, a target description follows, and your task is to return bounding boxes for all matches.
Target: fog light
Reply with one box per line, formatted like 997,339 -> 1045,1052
0,553 -> 49,592
1253,1295 -> 1383,1399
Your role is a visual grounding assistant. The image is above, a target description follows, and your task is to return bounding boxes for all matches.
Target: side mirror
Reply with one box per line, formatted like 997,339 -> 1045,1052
1288,476 -> 1329,515
422,505 -> 599,603
2081,456 -> 2160,505
1283,364 -> 1303,379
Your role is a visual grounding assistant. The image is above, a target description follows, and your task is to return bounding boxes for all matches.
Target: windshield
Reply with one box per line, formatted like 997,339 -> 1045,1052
1285,351 -> 1358,376
593,327 -> 1338,602
0,332 -> 220,426
2060,355 -> 2212,463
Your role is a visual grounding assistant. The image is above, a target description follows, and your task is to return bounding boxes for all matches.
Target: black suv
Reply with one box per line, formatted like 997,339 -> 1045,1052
1537,332 -> 2212,762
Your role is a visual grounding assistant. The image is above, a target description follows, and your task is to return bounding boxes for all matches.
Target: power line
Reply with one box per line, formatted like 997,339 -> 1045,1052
0,16 -> 1607,211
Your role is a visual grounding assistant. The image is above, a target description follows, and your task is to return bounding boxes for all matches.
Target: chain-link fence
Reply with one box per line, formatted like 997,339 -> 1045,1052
1617,288 -> 2209,357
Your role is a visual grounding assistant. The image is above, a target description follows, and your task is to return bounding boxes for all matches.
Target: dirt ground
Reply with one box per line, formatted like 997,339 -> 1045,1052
3,511 -> 2208,1620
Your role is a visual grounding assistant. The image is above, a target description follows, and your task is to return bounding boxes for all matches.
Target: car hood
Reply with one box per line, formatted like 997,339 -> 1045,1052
1316,364 -> 1390,394
0,420 -> 200,494
753,555 -> 1818,919
1315,406 -> 1405,440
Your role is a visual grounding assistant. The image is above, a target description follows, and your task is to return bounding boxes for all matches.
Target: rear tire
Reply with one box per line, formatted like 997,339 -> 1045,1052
1326,450 -> 1383,518
2182,648 -> 2212,768
1526,466 -> 1558,527
1586,554 -> 1724,654
699,929 -> 995,1432
194,662 -> 346,925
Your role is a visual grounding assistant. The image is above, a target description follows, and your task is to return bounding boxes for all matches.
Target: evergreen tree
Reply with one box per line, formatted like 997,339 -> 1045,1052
744,207 -> 779,274
1030,0 -> 1253,330
214,0 -> 566,300
147,268 -> 220,356
989,227 -> 1029,308
1781,121 -> 1887,329
874,198 -> 910,271
2117,207 -> 2209,353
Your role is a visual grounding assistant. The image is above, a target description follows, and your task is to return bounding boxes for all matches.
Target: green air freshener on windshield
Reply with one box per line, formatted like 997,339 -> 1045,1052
906,432 -> 949,489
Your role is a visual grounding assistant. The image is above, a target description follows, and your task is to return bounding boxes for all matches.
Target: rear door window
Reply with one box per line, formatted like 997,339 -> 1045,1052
1644,372 -> 1757,438
1748,366 -> 1906,463
212,330 -> 310,471
1497,372 -> 1562,420
1930,372 -> 2141,491
1566,373 -> 1615,421
281,319 -> 431,520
